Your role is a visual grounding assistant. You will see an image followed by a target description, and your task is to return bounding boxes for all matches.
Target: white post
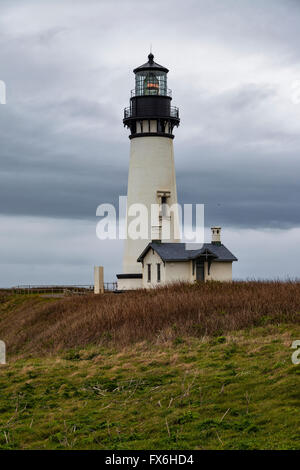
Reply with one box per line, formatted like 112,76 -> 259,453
94,266 -> 104,294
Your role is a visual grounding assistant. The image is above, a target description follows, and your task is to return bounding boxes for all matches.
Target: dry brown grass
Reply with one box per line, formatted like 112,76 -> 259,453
0,281 -> 299,356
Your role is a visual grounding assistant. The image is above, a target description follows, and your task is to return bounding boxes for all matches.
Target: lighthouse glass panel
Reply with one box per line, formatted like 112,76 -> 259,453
135,71 -> 167,96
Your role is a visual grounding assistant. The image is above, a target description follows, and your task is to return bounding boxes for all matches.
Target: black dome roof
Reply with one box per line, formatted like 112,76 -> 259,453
133,53 -> 169,74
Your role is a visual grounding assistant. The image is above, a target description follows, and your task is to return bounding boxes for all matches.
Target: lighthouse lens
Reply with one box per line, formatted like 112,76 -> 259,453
144,73 -> 159,95
135,71 -> 167,96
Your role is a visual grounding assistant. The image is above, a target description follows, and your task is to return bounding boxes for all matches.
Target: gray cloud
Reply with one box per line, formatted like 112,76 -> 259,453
0,216 -> 299,287
0,216 -> 123,286
0,0 -> 300,283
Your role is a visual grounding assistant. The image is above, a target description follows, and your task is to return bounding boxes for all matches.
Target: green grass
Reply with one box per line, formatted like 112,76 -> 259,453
0,323 -> 299,450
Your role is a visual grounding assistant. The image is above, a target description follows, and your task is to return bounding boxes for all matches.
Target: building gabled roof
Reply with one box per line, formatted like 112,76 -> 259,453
137,242 -> 238,263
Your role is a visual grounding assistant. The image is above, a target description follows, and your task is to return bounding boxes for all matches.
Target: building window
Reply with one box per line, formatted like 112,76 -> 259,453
147,264 -> 151,283
157,263 -> 161,282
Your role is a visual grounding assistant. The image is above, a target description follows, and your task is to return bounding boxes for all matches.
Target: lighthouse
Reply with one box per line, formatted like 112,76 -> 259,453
117,53 -> 181,290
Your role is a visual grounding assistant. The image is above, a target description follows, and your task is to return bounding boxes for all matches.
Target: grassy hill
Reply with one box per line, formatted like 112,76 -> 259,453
0,282 -> 299,450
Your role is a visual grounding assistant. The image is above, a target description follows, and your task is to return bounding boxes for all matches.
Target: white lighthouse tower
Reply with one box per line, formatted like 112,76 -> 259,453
117,53 -> 181,290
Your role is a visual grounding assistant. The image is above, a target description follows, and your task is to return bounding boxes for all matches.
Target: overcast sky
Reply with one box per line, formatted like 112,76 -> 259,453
0,0 -> 300,286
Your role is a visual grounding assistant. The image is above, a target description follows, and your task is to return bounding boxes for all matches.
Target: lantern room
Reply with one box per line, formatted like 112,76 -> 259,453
123,53 -> 180,138
133,53 -> 169,97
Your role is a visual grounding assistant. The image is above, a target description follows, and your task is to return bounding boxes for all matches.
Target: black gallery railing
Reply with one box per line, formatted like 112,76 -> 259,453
124,106 -> 179,119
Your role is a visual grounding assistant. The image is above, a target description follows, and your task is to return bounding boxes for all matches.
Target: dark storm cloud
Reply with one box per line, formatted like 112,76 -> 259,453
0,0 -> 300,228
0,0 -> 300,285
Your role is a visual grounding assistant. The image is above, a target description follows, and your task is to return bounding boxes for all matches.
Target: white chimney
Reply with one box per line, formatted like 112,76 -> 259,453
211,226 -> 221,244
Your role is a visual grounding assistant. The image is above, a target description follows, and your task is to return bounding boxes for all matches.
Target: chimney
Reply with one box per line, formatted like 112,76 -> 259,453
211,226 -> 221,245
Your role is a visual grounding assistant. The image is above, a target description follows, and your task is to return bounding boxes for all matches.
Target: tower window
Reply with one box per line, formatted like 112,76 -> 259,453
161,196 -> 168,217
147,264 -> 151,282
157,191 -> 171,218
157,263 -> 161,282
